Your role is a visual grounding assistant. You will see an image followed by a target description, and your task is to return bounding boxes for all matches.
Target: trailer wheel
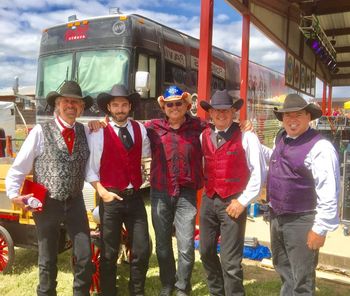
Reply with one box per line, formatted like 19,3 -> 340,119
0,225 -> 14,274
90,240 -> 101,294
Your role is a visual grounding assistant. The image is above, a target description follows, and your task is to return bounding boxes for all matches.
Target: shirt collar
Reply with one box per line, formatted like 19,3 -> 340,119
286,127 -> 311,140
110,118 -> 130,128
214,126 -> 230,134
55,116 -> 75,131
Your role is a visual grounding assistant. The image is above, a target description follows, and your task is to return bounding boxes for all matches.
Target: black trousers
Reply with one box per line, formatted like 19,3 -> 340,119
199,193 -> 247,296
33,196 -> 92,296
99,190 -> 150,296
270,211 -> 318,296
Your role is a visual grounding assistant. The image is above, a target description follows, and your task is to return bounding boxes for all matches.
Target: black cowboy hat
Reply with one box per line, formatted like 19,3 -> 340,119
273,93 -> 322,121
200,89 -> 243,112
97,84 -> 140,114
46,80 -> 93,110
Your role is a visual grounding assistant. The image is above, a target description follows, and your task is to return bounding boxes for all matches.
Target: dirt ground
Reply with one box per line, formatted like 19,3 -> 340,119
242,258 -> 350,295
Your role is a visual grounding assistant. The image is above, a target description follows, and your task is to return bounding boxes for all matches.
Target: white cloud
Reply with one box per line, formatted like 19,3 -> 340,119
0,0 -> 348,99
0,0 -> 46,10
216,14 -> 230,23
1,60 -> 37,89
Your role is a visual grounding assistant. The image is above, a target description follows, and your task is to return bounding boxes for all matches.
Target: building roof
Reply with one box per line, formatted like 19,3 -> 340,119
227,0 -> 350,87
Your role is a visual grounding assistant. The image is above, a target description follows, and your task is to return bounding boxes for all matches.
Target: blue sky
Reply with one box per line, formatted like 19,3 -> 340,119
0,0 -> 346,97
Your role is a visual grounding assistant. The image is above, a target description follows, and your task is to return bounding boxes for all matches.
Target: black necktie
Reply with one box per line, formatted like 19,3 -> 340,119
216,131 -> 225,146
284,137 -> 294,144
118,126 -> 133,150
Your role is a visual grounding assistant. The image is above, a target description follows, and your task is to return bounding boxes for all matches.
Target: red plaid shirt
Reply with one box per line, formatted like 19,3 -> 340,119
145,115 -> 206,196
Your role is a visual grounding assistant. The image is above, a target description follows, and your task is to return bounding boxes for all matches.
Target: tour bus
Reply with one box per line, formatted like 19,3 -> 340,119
36,12 -> 289,147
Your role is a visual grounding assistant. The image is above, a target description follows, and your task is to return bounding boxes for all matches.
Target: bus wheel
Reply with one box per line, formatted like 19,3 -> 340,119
0,225 -> 15,274
90,240 -> 101,294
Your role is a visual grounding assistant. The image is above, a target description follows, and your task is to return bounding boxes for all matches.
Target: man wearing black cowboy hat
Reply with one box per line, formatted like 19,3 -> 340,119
265,93 -> 340,295
6,80 -> 94,296
198,89 -> 266,296
86,84 -> 151,296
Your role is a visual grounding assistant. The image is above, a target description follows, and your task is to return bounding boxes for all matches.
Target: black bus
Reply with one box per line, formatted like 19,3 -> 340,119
36,13 -> 289,146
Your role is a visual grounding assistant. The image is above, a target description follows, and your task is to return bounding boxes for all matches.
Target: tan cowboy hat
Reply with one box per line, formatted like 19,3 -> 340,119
200,89 -> 243,112
46,80 -> 93,110
97,84 -> 140,114
273,93 -> 322,121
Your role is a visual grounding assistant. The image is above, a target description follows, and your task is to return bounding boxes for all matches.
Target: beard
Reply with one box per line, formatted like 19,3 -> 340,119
111,112 -> 129,123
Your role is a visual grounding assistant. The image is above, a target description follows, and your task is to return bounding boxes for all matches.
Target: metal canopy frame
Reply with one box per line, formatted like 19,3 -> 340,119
225,0 -> 350,87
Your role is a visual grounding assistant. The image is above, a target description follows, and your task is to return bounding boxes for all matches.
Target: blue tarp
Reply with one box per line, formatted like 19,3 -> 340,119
194,240 -> 271,261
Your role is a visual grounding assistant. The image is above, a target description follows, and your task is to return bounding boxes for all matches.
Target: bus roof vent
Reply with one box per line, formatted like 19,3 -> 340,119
68,15 -> 77,22
109,7 -> 122,15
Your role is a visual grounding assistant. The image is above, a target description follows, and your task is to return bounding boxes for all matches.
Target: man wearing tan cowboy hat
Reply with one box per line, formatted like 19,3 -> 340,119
264,93 -> 340,295
6,80 -> 94,296
144,85 -> 206,296
85,84 -> 151,296
198,89 -> 266,296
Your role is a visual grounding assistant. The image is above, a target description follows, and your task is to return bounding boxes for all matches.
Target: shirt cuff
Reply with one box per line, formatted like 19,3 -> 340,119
237,195 -> 249,207
312,224 -> 327,236
8,192 -> 19,199
85,174 -> 100,183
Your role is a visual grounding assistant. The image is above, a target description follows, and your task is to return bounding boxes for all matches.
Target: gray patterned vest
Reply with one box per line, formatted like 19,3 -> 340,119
33,120 -> 90,201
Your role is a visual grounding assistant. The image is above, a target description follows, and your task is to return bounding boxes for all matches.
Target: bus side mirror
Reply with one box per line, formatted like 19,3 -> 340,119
135,71 -> 150,94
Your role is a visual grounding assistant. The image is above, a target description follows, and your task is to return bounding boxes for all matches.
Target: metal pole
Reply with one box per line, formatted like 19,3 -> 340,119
240,13 -> 250,120
327,85 -> 332,115
197,0 -> 214,120
322,81 -> 327,115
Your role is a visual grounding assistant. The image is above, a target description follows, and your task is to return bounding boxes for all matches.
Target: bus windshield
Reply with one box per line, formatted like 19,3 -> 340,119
36,48 -> 130,99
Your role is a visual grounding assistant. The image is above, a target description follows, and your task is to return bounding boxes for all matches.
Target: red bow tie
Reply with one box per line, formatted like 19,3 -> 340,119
57,117 -> 75,154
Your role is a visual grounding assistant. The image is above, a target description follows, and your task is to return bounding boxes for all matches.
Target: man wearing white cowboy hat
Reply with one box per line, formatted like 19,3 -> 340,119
198,89 -> 266,296
85,84 -> 151,296
265,93 -> 340,295
6,80 -> 94,296
145,85 -> 205,296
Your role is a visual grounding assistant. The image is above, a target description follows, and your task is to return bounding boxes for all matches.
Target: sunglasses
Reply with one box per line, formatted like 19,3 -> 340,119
165,101 -> 183,108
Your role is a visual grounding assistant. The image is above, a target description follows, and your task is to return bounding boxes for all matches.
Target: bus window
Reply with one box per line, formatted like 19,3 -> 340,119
137,53 -> 157,98
138,53 -> 148,72
190,70 -> 198,88
76,49 -> 129,97
36,53 -> 73,98
165,62 -> 186,86
149,57 -> 156,98
212,75 -> 225,91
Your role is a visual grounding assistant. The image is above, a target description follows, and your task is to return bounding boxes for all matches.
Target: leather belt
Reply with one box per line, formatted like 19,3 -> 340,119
118,188 -> 135,196
107,187 -> 137,198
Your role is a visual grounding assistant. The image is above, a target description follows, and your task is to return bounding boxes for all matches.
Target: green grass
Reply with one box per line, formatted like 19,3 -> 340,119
1,201 -> 350,295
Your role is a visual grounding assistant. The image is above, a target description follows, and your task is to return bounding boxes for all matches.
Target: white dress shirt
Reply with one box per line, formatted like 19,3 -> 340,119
200,128 -> 267,207
85,119 -> 151,186
263,136 -> 340,236
5,117 -> 90,199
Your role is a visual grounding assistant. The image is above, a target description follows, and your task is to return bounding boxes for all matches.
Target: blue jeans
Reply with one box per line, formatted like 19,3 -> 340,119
270,211 -> 318,296
151,187 -> 197,292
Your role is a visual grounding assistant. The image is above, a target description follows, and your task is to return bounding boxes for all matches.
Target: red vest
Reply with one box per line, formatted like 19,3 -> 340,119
202,127 -> 250,199
100,120 -> 143,190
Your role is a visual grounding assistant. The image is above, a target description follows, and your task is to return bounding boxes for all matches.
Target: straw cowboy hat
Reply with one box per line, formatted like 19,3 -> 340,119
273,93 -> 322,121
46,80 -> 93,110
97,84 -> 140,114
200,89 -> 243,112
157,85 -> 192,109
